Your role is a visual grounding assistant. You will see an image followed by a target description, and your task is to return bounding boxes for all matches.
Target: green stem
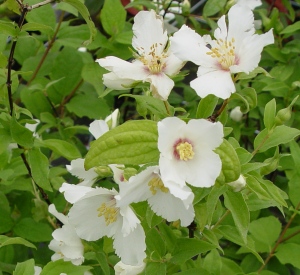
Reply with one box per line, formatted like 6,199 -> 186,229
164,100 -> 171,116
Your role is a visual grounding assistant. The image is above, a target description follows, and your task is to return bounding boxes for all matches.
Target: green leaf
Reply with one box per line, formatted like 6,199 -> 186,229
203,249 -> 222,275
224,190 -> 249,244
0,20 -> 19,36
28,148 -> 52,192
85,120 -> 158,168
120,94 -> 170,119
0,207 -> 14,234
62,0 -> 97,45
280,21 -> 300,36
203,0 -> 227,16
146,228 -> 166,258
10,116 -> 34,148
0,128 -> 11,154
158,222 -> 177,252
275,243 -> 300,269
254,125 -> 300,153
196,94 -> 219,119
37,139 -> 81,160
240,87 -> 257,110
246,175 -> 272,201
0,235 -> 36,249
100,0 -> 126,36
249,217 -> 281,252
40,259 -> 92,275
264,98 -> 276,130
13,259 -> 34,275
215,139 -> 241,183
174,268 -> 210,275
145,262 -> 166,275
22,22 -> 54,35
171,238 -> 217,264
94,252 -> 110,275
13,218 -> 52,242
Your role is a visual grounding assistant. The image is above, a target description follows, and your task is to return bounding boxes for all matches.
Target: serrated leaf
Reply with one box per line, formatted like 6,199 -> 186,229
196,94 -> 219,119
85,120 -> 159,168
62,0 -> 97,45
264,98 -> 276,130
28,148 -> 52,192
100,0 -> 126,36
215,139 -> 240,183
40,259 -> 92,275
0,235 -> 36,250
10,117 -> 34,148
36,139 -> 81,160
171,238 -> 217,264
254,125 -> 300,152
224,190 -> 249,244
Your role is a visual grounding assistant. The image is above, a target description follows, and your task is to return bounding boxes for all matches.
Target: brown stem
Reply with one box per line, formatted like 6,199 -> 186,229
27,11 -> 65,86
209,99 -> 228,122
28,0 -> 56,10
257,201 -> 300,273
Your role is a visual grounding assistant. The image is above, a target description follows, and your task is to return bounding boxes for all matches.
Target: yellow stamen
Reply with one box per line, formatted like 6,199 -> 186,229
148,177 -> 169,195
176,142 -> 194,161
97,202 -> 118,226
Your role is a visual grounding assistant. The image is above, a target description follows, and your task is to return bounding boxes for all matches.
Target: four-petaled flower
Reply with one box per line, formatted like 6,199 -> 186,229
158,117 -> 224,188
170,4 -> 274,99
97,10 -> 184,100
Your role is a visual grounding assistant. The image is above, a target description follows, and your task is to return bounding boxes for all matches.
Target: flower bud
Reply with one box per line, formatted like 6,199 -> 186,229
94,166 -> 113,178
230,106 -> 243,122
227,175 -> 246,192
181,0 -> 191,16
275,107 -> 292,126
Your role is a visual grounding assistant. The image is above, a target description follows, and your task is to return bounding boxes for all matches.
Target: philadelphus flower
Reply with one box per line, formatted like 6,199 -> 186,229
97,10 -> 184,100
158,117 -> 223,189
114,261 -> 146,275
48,204 -> 84,266
62,186 -> 146,265
170,4 -> 274,99
116,166 -> 195,226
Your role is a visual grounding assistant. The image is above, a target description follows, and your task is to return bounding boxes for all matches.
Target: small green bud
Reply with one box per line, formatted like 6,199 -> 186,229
94,166 -> 113,178
275,107 -> 292,126
181,0 -> 191,16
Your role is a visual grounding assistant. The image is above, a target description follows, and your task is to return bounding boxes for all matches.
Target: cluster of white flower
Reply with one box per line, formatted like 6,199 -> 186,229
48,3 -> 273,274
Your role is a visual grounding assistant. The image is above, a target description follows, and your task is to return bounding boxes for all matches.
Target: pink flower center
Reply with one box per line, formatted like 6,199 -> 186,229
173,139 -> 195,161
206,37 -> 236,70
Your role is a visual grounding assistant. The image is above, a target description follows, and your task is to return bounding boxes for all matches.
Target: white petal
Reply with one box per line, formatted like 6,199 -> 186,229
170,25 -> 210,65
163,52 -> 185,76
190,69 -> 235,99
103,72 -> 135,90
119,206 -> 141,237
97,56 -> 148,81
114,261 -> 146,275
89,120 -> 109,139
66,158 -> 98,186
236,0 -> 262,10
105,109 -> 120,129
59,183 -> 93,204
48,204 -> 68,225
214,15 -> 227,41
147,73 -> 174,100
132,10 -> 167,55
230,29 -> 274,74
113,224 -> 146,266
68,190 -> 122,241
148,191 -> 195,226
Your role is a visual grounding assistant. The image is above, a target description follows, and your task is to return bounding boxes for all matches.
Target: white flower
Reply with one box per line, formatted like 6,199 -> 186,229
48,204 -> 84,266
25,119 -> 40,138
89,109 -> 120,139
66,158 -> 98,187
34,266 -> 42,275
227,174 -> 247,192
114,261 -> 146,275
116,166 -> 195,226
170,4 -> 274,99
230,106 -> 243,122
158,117 -> 223,188
109,164 -> 126,184
64,186 -> 146,266
235,0 -> 262,10
97,10 -> 184,100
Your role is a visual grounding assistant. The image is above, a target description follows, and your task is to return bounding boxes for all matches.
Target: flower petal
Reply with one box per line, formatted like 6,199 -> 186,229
113,224 -> 146,266
119,206 -> 141,237
147,73 -> 174,100
190,69 -> 235,99
89,120 -> 109,140
48,204 -> 68,225
132,10 -> 167,55
163,52 -> 185,76
59,183 -> 93,204
102,72 -> 135,90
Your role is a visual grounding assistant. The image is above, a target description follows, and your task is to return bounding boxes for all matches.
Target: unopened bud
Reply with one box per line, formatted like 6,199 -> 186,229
94,166 -> 113,178
227,175 -> 246,192
181,0 -> 190,16
230,106 -> 243,122
275,107 -> 292,126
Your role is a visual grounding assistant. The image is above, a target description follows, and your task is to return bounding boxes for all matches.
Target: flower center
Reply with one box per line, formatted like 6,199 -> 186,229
97,199 -> 118,226
206,38 -> 236,70
136,43 -> 167,74
174,140 -> 195,161
148,176 -> 169,195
